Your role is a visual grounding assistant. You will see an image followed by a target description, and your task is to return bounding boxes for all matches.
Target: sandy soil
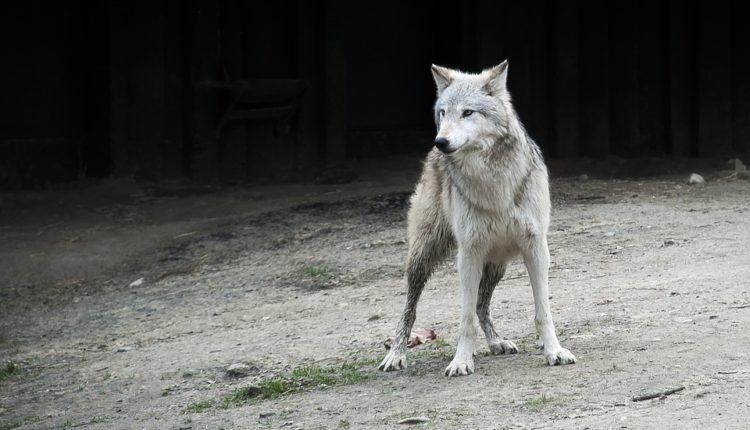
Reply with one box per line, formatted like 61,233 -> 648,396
1,156 -> 749,429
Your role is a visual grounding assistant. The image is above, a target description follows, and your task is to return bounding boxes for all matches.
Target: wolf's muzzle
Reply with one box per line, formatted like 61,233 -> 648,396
434,137 -> 453,154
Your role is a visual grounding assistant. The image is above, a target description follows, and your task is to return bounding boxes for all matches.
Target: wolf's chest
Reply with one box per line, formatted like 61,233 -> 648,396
446,186 -> 519,241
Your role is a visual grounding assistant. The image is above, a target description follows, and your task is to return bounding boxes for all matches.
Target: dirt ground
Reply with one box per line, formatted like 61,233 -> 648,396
1,155 -> 749,429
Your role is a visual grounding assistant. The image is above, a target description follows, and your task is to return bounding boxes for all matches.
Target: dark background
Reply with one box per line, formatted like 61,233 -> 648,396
1,0 -> 749,189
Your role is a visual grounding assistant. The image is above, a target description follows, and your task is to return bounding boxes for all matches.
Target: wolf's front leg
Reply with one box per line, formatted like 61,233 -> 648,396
524,237 -> 576,366
379,239 -> 443,371
445,249 -> 483,376
379,299 -> 417,371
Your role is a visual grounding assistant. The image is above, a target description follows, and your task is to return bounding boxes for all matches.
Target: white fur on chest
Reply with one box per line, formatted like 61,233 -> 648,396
443,174 -> 524,257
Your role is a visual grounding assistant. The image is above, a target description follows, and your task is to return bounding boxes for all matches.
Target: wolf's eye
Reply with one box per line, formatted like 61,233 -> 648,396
462,109 -> 474,118
438,109 -> 445,117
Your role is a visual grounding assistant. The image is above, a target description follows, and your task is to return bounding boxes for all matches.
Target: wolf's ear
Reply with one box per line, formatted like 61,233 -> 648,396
484,60 -> 509,96
431,64 -> 454,95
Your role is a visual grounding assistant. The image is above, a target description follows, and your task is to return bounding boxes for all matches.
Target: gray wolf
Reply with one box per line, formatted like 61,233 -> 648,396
378,60 -> 576,376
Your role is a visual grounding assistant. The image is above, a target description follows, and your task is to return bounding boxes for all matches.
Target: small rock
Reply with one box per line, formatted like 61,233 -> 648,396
578,174 -> 589,181
398,417 -> 430,425
728,158 -> 746,171
129,277 -> 144,287
662,239 -> 676,247
259,412 -> 276,418
116,347 -> 132,353
182,369 -> 199,378
688,173 -> 705,184
226,363 -> 258,377
367,314 -> 382,322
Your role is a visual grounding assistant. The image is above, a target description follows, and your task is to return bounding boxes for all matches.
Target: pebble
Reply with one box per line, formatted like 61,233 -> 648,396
398,417 -> 430,425
728,158 -> 746,171
688,173 -> 705,184
226,363 -> 258,377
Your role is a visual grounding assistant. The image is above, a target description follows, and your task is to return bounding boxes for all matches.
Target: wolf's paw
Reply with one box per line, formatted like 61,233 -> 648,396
544,347 -> 576,366
489,340 -> 518,355
444,357 -> 475,377
378,350 -> 407,372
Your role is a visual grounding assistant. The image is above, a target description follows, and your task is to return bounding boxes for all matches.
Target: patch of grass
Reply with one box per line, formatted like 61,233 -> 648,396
525,393 -> 561,411
409,338 -> 455,361
304,264 -> 329,278
196,359 -> 374,412
184,399 -> 215,414
0,417 -> 40,430
0,361 -> 20,381
338,419 -> 351,429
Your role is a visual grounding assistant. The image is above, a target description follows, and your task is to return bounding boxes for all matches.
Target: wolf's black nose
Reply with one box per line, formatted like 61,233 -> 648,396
434,137 -> 450,152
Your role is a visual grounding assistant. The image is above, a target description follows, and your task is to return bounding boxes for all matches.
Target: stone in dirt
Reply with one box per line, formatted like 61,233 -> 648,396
397,417 -> 430,424
688,173 -> 705,184
226,363 -> 258,377
727,158 -> 746,172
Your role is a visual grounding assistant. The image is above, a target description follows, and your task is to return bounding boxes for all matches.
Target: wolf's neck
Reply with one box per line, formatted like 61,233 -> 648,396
443,116 -> 537,208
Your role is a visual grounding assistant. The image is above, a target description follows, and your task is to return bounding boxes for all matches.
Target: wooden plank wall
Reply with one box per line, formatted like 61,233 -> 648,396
470,0 -> 750,158
102,0 -> 750,183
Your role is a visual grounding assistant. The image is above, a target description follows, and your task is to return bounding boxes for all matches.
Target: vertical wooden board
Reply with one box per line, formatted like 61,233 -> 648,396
636,0 -> 669,156
505,1 -> 531,127
295,0 -> 321,168
608,3 -> 639,157
698,0 -> 732,156
430,0 -> 463,68
108,1 -> 130,176
217,0 -> 247,182
162,0 -> 188,179
731,0 -> 750,153
551,0 -> 579,158
578,4 -> 609,157
83,0 -> 111,177
526,0 -> 551,153
323,0 -> 347,164
460,0 -> 480,71
114,2 -> 166,180
476,0 -> 506,69
187,0 -> 221,182
668,0 -> 698,156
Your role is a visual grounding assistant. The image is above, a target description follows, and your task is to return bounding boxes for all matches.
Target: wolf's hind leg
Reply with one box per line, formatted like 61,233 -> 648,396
379,207 -> 450,372
477,263 -> 518,355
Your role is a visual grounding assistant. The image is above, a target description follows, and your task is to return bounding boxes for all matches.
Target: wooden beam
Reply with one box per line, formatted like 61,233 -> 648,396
551,0 -> 579,158
668,0 -> 698,156
698,0 -> 732,156
323,1 -> 347,165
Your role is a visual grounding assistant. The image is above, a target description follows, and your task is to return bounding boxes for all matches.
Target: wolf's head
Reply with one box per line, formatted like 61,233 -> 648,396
431,61 -> 513,155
